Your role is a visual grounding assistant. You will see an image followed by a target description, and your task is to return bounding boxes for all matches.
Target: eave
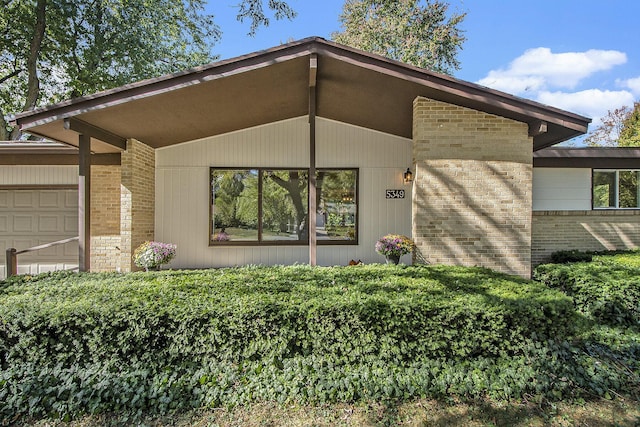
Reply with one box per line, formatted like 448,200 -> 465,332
534,147 -> 640,168
12,37 -> 591,154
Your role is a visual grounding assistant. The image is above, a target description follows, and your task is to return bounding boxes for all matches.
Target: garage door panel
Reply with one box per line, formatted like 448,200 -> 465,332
38,215 -> 61,232
39,237 -> 77,256
0,215 -> 7,232
13,215 -> 34,233
36,239 -> 60,256
13,238 -> 35,251
0,191 -> 8,208
38,191 -> 62,208
63,243 -> 79,256
65,192 -> 78,208
13,191 -> 35,208
64,215 -> 78,233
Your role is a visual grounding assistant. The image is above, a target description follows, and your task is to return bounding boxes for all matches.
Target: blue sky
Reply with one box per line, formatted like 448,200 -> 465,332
208,0 -> 640,134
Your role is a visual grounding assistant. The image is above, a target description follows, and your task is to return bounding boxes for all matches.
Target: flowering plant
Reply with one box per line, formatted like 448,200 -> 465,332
375,234 -> 414,258
213,228 -> 230,241
133,241 -> 177,270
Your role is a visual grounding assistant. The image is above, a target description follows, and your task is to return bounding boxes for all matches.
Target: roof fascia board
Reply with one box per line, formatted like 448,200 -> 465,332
534,148 -> 640,168
314,41 -> 590,131
12,36 -> 590,139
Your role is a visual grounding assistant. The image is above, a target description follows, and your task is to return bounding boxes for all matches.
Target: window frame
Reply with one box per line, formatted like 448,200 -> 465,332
209,167 -> 359,246
592,169 -> 640,210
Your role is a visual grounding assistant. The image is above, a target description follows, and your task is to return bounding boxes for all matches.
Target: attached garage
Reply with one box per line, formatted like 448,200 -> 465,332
0,159 -> 80,279
0,187 -> 79,278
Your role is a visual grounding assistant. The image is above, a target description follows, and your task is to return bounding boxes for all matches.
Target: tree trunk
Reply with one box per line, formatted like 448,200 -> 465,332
11,0 -> 47,140
269,172 -> 308,240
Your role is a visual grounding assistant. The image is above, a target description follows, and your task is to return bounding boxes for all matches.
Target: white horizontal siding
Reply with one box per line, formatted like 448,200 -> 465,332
532,168 -> 591,210
0,165 -> 78,185
156,116 -> 412,268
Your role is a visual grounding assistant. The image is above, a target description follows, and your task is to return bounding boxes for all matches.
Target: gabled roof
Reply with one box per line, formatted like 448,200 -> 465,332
12,37 -> 591,154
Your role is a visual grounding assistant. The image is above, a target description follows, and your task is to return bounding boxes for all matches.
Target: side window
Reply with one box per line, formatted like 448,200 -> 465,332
593,170 -> 640,209
211,169 -> 259,242
317,169 -> 358,243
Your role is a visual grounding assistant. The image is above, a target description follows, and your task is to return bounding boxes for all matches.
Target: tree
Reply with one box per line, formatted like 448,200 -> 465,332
585,103 -> 640,147
618,102 -> 640,147
0,0 -> 296,140
331,0 -> 466,74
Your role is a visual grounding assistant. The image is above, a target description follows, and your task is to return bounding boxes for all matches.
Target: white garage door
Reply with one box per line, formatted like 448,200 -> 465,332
0,188 -> 78,279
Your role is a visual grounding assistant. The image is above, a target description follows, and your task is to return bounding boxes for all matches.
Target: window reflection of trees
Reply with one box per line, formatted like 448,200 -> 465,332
211,168 -> 357,244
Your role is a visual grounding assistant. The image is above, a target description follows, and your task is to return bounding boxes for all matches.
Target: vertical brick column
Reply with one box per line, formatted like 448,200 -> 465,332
91,165 -> 121,271
412,97 -> 533,278
120,139 -> 155,272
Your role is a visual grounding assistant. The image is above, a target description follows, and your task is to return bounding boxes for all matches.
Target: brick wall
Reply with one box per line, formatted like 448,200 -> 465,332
90,165 -> 121,271
532,210 -> 640,265
412,96 -> 533,278
120,139 -> 155,272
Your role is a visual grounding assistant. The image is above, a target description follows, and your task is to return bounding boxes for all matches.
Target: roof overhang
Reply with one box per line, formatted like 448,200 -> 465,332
534,147 -> 640,168
12,37 -> 591,154
0,142 -> 119,165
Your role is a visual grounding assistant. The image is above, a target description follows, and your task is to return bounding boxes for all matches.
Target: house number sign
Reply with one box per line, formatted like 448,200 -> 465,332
385,189 -> 405,199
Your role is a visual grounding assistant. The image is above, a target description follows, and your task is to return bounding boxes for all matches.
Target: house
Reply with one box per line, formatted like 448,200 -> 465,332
532,146 -> 640,264
2,37 -> 638,279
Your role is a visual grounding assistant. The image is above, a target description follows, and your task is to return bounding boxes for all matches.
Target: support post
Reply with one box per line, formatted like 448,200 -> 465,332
5,248 -> 16,277
308,54 -> 318,266
78,133 -> 91,271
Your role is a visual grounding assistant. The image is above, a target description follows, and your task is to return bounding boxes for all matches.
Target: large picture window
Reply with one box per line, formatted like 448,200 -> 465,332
593,170 -> 640,209
210,168 -> 357,245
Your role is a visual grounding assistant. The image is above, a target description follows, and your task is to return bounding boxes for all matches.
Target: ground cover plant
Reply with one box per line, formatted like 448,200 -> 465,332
533,249 -> 640,411
534,249 -> 640,327
0,261 -> 638,424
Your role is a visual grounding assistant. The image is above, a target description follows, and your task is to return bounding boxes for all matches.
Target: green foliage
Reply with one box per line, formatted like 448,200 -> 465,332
0,265 -> 586,420
331,0 -> 466,74
1,0 -> 297,139
534,251 -> 640,327
550,250 -> 593,264
585,101 -> 640,147
618,101 -> 640,147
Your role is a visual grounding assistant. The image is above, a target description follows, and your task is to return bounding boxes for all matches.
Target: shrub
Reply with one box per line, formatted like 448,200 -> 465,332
1,265 -> 630,421
550,250 -> 593,264
534,258 -> 640,327
0,266 -> 574,368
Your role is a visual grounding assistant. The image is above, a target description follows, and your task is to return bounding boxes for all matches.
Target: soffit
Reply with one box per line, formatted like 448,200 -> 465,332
14,37 -> 591,154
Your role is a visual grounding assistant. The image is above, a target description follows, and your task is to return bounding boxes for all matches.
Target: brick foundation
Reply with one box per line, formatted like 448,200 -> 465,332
532,210 -> 640,265
412,97 -> 533,278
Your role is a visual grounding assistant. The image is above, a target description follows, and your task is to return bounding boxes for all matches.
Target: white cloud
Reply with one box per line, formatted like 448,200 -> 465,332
536,89 -> 635,124
617,76 -> 640,96
476,47 -> 627,95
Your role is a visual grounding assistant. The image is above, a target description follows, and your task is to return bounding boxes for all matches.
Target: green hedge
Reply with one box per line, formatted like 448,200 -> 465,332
534,257 -> 640,327
0,266 -> 575,367
0,265 -> 617,421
